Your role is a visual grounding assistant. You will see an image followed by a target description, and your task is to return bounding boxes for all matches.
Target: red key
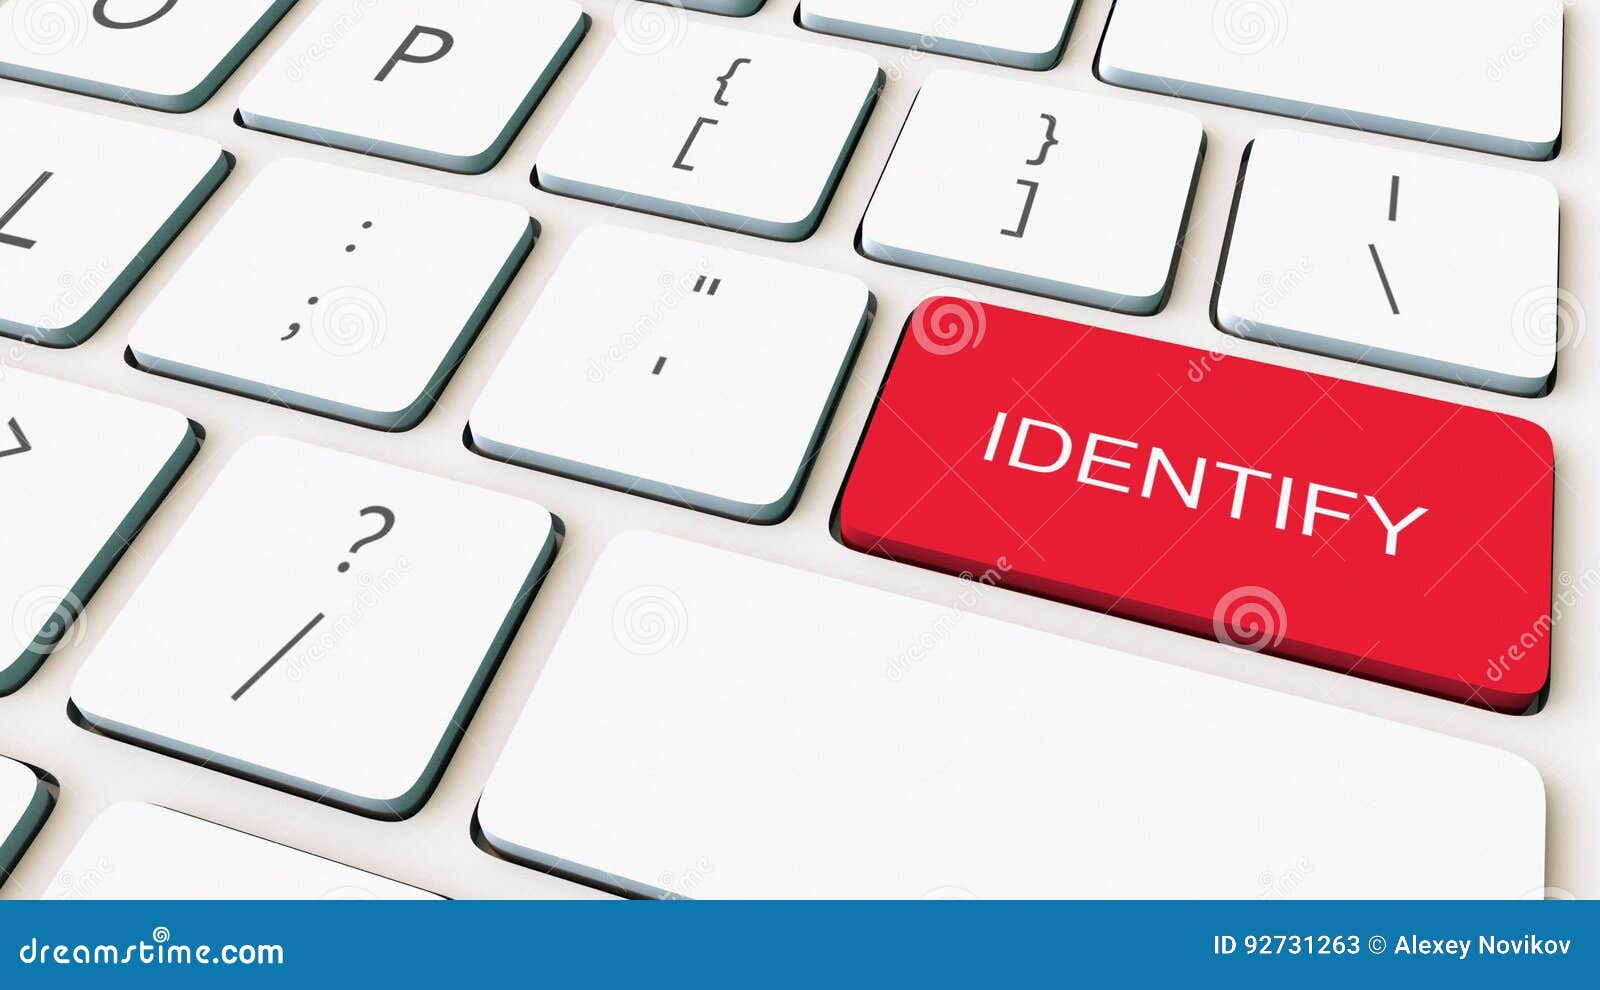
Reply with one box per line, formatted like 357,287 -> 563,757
839,298 -> 1554,712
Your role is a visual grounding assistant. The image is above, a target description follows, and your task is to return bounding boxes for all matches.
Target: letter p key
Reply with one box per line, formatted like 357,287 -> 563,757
376,25 -> 454,82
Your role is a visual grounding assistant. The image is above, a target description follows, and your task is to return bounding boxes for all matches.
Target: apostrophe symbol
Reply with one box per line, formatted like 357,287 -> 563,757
338,505 -> 395,573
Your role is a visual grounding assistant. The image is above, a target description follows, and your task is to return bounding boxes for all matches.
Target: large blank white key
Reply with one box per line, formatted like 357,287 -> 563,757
0,98 -> 227,347
71,437 -> 557,819
1,369 -> 197,695
1098,0 -> 1563,161
800,0 -> 1081,70
479,531 -> 1545,899
1,756 -> 52,888
47,802 -> 437,899
128,158 -> 532,430
0,0 -> 295,112
1217,130 -> 1560,397
861,70 -> 1202,314
470,225 -> 870,523
535,2 -> 882,241
239,0 -> 587,173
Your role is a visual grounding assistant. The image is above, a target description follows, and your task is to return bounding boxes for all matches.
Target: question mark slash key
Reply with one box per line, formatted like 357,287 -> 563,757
70,437 -> 558,819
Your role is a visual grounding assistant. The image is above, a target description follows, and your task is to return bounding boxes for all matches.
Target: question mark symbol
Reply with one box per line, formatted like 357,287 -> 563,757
338,505 -> 395,573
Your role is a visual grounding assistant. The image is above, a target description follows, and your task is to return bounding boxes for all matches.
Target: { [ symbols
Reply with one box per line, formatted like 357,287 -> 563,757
673,57 -> 755,171
713,58 -> 751,106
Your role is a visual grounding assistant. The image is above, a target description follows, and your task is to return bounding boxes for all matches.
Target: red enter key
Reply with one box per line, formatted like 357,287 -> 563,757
839,298 -> 1554,712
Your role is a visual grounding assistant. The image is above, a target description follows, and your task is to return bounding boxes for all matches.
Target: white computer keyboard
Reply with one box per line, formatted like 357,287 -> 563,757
0,0 -> 1592,900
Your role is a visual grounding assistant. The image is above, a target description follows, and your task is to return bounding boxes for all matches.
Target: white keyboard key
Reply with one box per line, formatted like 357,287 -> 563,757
470,225 -> 870,522
860,70 -> 1202,314
47,802 -> 437,899
1217,130 -> 1561,397
1,368 -> 197,695
800,0 -> 1081,70
239,0 -> 587,173
536,2 -> 882,241
479,531 -> 1546,899
0,0 -> 295,112
1,756 -> 53,888
1099,0 -> 1563,161
0,98 -> 227,347
71,437 -> 558,819
128,158 -> 532,430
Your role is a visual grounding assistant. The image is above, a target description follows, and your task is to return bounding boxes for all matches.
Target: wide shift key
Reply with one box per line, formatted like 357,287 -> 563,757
838,298 -> 1554,712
